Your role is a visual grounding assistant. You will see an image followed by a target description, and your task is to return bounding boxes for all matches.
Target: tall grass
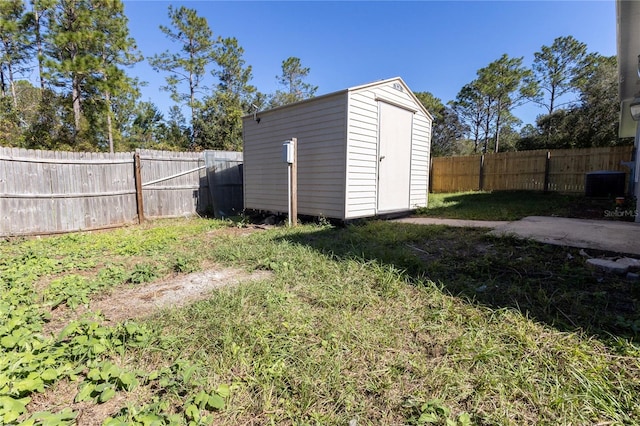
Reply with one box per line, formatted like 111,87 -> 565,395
2,218 -> 639,424
142,221 -> 640,424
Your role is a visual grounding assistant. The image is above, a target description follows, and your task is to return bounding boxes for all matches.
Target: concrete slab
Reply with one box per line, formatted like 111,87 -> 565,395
617,257 -> 640,270
490,216 -> 640,256
394,216 -> 640,256
586,258 -> 629,274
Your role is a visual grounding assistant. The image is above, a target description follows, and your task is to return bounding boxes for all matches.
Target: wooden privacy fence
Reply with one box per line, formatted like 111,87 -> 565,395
0,147 -> 243,236
430,146 -> 634,193
204,151 -> 243,218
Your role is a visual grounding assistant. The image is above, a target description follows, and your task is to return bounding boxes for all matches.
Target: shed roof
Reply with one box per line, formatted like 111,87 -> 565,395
244,77 -> 434,121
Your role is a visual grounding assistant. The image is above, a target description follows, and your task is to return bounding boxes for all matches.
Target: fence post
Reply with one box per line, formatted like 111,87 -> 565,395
134,151 -> 145,223
478,154 -> 485,191
429,157 -> 433,193
542,151 -> 551,193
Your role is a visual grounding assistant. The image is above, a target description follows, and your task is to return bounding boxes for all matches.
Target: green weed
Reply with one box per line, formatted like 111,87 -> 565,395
173,255 -> 200,274
127,264 -> 159,284
1,218 -> 639,424
404,398 -> 471,425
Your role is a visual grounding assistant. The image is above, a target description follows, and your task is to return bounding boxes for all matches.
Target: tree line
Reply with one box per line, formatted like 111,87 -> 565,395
0,0 -> 317,152
0,3 -> 628,154
417,36 -> 629,156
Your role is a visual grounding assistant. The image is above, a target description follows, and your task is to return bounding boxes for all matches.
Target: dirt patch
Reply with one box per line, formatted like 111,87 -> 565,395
94,267 -> 271,323
26,378 -> 140,426
44,267 -> 272,335
32,265 -> 272,424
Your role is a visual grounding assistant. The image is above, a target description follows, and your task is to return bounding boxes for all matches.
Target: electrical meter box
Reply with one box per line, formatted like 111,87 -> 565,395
282,141 -> 294,164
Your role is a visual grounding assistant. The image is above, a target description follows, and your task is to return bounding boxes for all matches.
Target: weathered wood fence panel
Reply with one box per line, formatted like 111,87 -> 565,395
430,145 -> 633,194
0,147 -> 137,236
205,151 -> 243,218
0,147 -> 244,236
138,149 -> 208,219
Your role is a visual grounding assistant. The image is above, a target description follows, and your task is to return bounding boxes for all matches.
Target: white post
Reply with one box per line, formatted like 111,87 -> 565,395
283,140 -> 296,227
287,162 -> 292,227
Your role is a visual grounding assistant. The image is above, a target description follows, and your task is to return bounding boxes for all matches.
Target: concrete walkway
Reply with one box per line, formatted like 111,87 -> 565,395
395,216 -> 640,256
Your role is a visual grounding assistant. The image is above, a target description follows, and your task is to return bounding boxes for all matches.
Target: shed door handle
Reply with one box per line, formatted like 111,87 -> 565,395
379,155 -> 385,162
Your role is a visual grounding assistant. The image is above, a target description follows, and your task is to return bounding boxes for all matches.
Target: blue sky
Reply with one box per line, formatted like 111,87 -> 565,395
122,0 -> 617,127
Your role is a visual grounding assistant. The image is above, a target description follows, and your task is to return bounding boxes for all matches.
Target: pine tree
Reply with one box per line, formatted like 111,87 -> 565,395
452,82 -> 491,154
0,0 -> 31,109
149,5 -> 217,146
475,54 -> 534,152
195,37 -> 258,150
531,36 -> 589,115
414,91 -> 467,157
46,0 -> 97,142
45,0 -> 140,149
25,0 -> 56,93
270,56 -> 317,107
91,0 -> 141,152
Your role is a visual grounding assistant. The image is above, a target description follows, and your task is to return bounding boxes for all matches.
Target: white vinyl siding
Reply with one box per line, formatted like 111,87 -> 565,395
243,93 -> 347,218
410,113 -> 431,207
345,81 -> 431,218
344,90 -> 379,218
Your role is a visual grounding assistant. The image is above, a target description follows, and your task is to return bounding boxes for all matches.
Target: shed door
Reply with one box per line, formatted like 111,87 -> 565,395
377,101 -> 412,212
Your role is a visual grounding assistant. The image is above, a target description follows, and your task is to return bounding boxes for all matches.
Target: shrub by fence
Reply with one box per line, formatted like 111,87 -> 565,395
0,147 -> 243,236
430,146 -> 634,194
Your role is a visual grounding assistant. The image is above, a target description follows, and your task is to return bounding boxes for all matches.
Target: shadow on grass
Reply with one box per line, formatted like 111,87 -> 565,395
278,221 -> 640,345
418,191 -> 626,221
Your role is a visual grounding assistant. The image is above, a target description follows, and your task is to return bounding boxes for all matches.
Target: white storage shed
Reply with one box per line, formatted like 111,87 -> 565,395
242,77 -> 433,220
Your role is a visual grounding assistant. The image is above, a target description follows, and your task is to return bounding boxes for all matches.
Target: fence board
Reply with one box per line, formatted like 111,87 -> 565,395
0,147 -> 243,236
205,151 -> 243,218
431,156 -> 480,192
547,146 -> 633,193
430,145 -> 633,194
137,149 -> 208,219
483,150 -> 548,191
0,146 -> 137,236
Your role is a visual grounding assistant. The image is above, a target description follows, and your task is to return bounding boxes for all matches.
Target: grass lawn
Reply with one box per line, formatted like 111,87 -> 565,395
1,218 -> 639,425
418,191 -> 592,221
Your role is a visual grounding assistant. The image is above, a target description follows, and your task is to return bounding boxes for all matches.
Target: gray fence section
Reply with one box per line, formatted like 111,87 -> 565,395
0,147 -> 243,236
0,148 -> 137,235
205,151 -> 243,218
139,149 -> 210,219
